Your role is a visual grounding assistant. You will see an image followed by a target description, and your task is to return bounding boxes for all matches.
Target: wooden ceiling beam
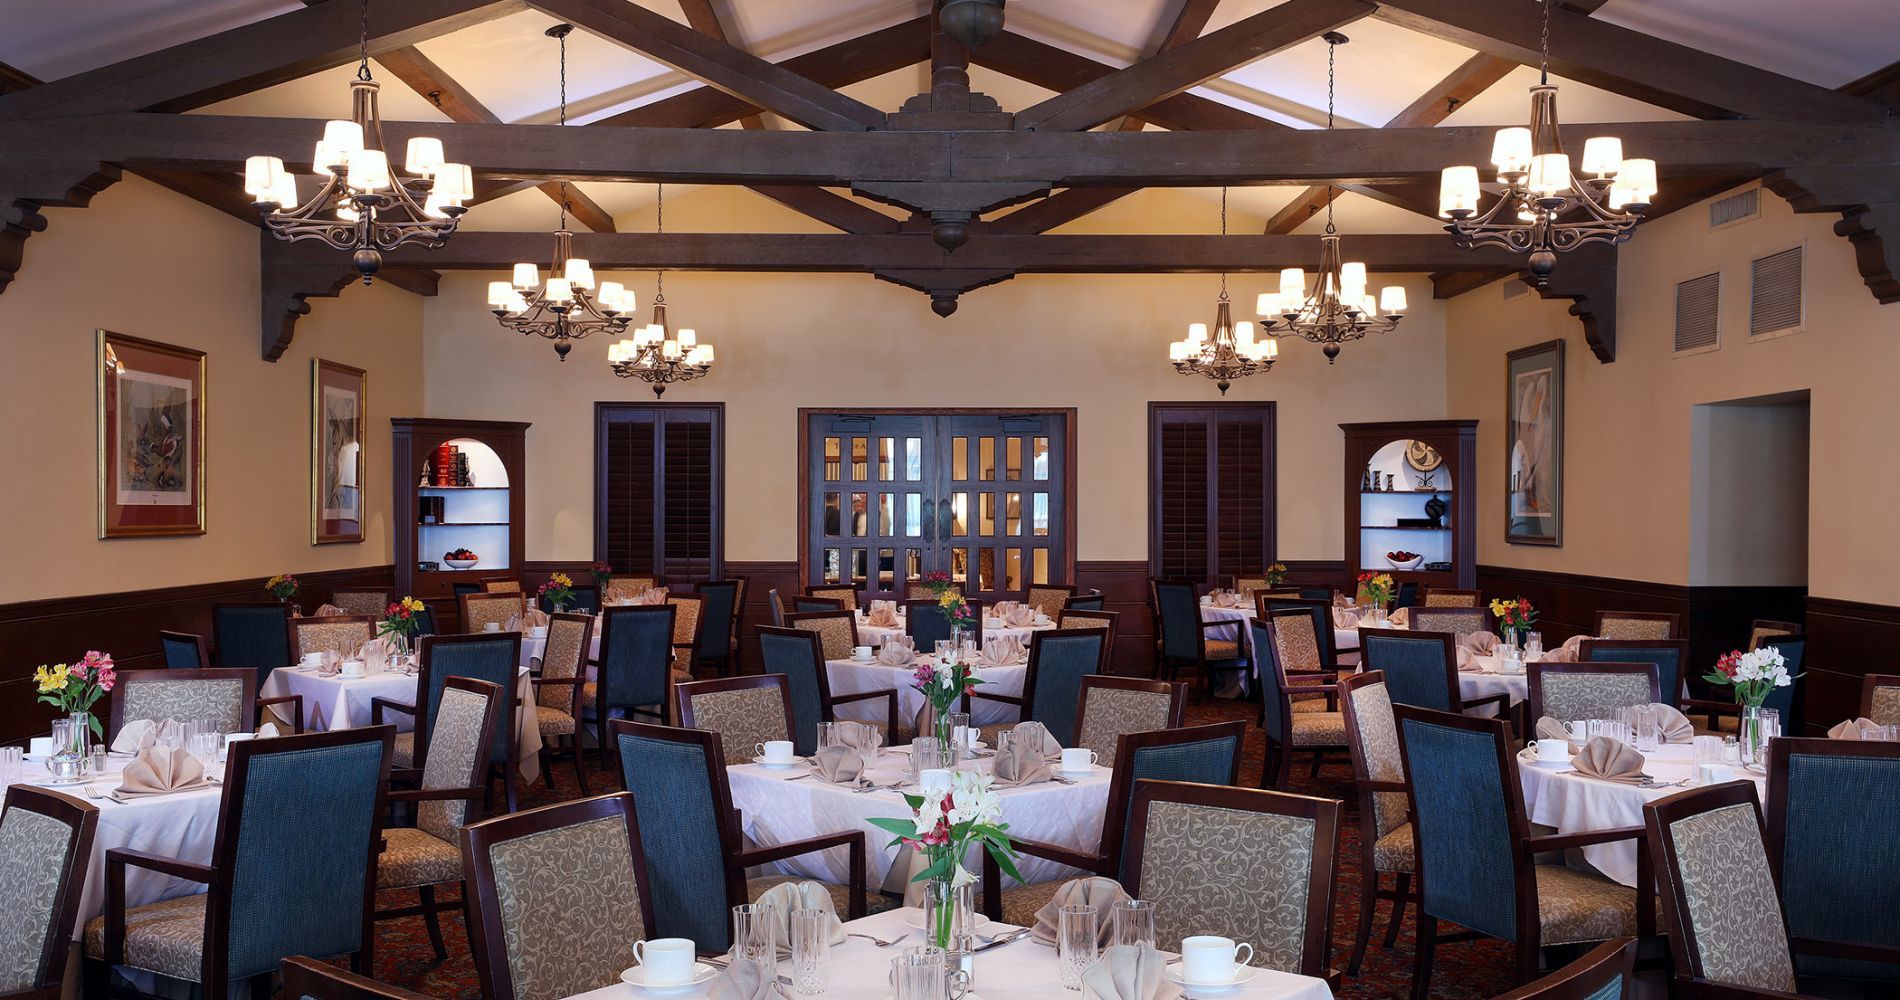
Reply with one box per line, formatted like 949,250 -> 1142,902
971,32 -> 1272,133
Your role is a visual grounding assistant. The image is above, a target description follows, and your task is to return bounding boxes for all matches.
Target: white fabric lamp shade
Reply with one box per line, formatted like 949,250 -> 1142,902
545,277 -> 573,303
1278,268 -> 1305,299
513,263 -> 540,288
404,136 -> 445,177
1581,137 -> 1623,177
1380,286 -> 1408,315
347,148 -> 390,191
1439,165 -> 1480,217
322,120 -> 364,157
1491,127 -> 1532,173
244,156 -> 285,197
1528,153 -> 1571,196
562,258 -> 595,290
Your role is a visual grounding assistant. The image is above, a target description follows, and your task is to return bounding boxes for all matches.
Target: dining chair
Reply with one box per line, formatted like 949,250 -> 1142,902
963,628 -> 1106,747
1336,670 -> 1418,976
84,727 -> 394,1000
1527,662 -> 1661,727
803,584 -> 863,611
1746,618 -> 1802,652
0,786 -> 98,1000
675,674 -> 795,765
451,582 -> 484,602
1490,938 -> 1636,1000
1254,596 -> 1342,671
1022,584 -> 1076,620
108,667 -> 302,741
602,575 -> 658,605
787,609 -> 862,661
480,578 -> 527,612
902,598 -> 985,652
1419,588 -> 1482,608
766,587 -> 787,627
1253,618 -> 1348,790
691,578 -> 743,675
1579,638 -> 1688,709
1229,576 -> 1271,598
412,603 -> 438,638
1409,606 -> 1491,638
1361,628 -> 1510,718
1299,587 -> 1334,602
609,722 -> 868,952
1123,779 -> 1340,981
539,584 -> 599,615
1394,705 -> 1650,999
1643,781 -> 1803,998
374,631 -> 520,811
1861,673 -> 1900,726
666,593 -> 707,678
529,611 -> 596,794
1152,579 -> 1247,698
1393,581 -> 1421,611
290,615 -> 376,662
792,595 -> 846,613
280,956 -> 433,1000
1685,634 -> 1806,735
461,793 -> 658,1000
1056,609 -> 1120,670
756,625 -> 898,755
158,630 -> 208,669
330,589 -> 391,618
1071,675 -> 1186,768
1593,610 -> 1679,641
458,593 -> 520,635
373,676 -> 502,961
980,721 -> 1246,923
1062,591 -> 1104,612
1764,737 -> 1900,984
210,601 -> 293,685
588,605 -> 679,780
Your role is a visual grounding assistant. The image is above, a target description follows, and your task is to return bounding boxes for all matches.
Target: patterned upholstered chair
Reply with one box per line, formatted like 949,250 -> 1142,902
903,599 -> 985,652
291,615 -> 376,662
1409,607 -> 1490,638
1056,609 -> 1121,665
1580,638 -> 1688,709
461,793 -> 658,1000
108,668 -> 301,740
281,955 -> 434,1000
1643,781 -> 1804,998
84,728 -> 394,999
529,612 -> 596,794
1686,634 -> 1805,736
1529,662 -> 1661,726
1765,737 -> 1900,985
374,677 -> 502,961
1124,780 -> 1340,980
1492,938 -> 1636,1000
1394,706 -> 1651,999
1862,674 -> 1900,727
374,632 -> 521,811
1747,619 -> 1801,652
1594,610 -> 1679,641
588,605 -> 679,779
1419,588 -> 1482,608
1023,584 -> 1077,620
603,575 -> 658,605
1254,618 -> 1347,790
0,786 -> 98,1000
158,631 -> 208,669
908,581 -> 962,600
690,579 -> 743,676
1063,591 -> 1105,612
981,722 -> 1246,924
666,593 -> 706,677
1336,671 -> 1418,976
1072,676 -> 1186,768
610,722 -> 869,951
787,609 -> 862,662
1361,628 -> 1509,718
965,628 -> 1106,747
1230,577 -> 1271,599
210,601 -> 292,684
676,675 -> 794,765
330,590 -> 391,618
758,626 -> 898,755
481,579 -> 527,613
1153,579 -> 1246,698
804,585 -> 863,611
1253,597 -> 1341,671
459,593 -> 521,635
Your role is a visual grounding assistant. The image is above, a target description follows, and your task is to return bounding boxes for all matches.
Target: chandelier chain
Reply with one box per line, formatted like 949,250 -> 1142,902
356,0 -> 372,81
557,25 -> 569,230
1539,0 -> 1552,85
655,183 -> 665,303
1324,33 -> 1338,236
1218,186 -> 1228,301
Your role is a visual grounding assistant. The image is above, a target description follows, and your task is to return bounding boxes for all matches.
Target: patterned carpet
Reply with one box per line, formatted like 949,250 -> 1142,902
366,699 -> 1526,999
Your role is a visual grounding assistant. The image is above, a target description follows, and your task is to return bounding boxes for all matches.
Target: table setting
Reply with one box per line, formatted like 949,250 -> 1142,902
853,599 -> 1057,651
827,637 -> 1029,728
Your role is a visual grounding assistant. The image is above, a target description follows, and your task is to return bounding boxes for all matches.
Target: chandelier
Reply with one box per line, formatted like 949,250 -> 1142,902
1169,188 -> 1277,395
243,0 -> 470,282
1256,33 -> 1406,364
607,185 -> 716,396
487,25 -> 633,360
1437,0 -> 1656,284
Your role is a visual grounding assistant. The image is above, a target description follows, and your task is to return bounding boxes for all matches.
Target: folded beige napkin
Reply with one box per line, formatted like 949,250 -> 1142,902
110,718 -> 177,755
1032,877 -> 1129,946
1571,736 -> 1647,784
813,744 -> 864,783
522,608 -> 550,629
318,649 -> 343,675
1083,943 -> 1167,1000
504,614 -> 522,632
117,747 -> 210,797
1539,646 -> 1578,663
876,641 -> 913,665
1652,703 -> 1694,744
314,603 -> 346,617
1332,606 -> 1360,629
1462,632 -> 1500,655
1560,634 -> 1588,654
1333,592 -> 1353,608
983,635 -> 1027,666
362,638 -> 391,673
1455,648 -> 1481,672
641,587 -> 670,605
991,600 -> 1020,620
1390,607 -> 1411,628
1210,590 -> 1243,609
1829,717 -> 1879,740
256,721 -> 283,739
749,879 -> 847,955
708,957 -> 771,1000
992,737 -> 1051,787
1535,716 -> 1572,743
865,600 -> 900,627
1004,604 -> 1036,627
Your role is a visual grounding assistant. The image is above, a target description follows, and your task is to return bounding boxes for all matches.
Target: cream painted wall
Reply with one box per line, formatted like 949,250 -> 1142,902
1445,187 -> 1900,603
1689,399 -> 1810,588
424,186 -> 1451,566
0,176 -> 424,604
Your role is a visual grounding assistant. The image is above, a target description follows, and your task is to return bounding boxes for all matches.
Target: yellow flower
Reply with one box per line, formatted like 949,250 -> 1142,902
401,596 -> 425,613
34,664 -> 70,694
550,572 -> 573,588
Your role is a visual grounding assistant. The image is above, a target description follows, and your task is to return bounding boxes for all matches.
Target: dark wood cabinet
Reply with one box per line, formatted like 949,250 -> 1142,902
391,418 -> 530,619
1341,420 -> 1477,590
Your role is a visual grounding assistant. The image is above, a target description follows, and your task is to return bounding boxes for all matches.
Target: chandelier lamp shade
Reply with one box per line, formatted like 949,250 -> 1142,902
606,184 -> 716,396
242,0 -> 469,282
1437,0 -> 1655,283
1169,286 -> 1278,396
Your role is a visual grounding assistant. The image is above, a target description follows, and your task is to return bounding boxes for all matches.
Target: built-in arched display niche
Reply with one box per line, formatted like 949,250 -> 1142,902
1341,421 -> 1477,590
391,418 -> 530,602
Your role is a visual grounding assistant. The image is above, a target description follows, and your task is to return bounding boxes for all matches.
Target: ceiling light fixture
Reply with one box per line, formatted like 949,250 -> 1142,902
1169,187 -> 1277,395
607,184 -> 716,396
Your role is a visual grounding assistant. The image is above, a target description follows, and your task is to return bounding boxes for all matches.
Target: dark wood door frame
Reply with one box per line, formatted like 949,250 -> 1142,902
1146,401 -> 1278,582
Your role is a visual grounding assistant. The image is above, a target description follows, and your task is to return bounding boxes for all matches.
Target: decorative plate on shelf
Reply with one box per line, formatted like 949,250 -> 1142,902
1404,440 -> 1444,473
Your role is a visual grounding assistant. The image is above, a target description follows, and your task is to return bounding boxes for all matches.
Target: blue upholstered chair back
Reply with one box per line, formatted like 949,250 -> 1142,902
540,584 -> 600,615
1757,635 -> 1805,721
1027,631 -> 1104,748
212,605 -> 291,682
759,630 -> 827,756
225,737 -> 386,981
1398,714 -> 1519,941
161,634 -> 204,669
1365,633 -> 1454,711
1065,594 -> 1105,612
615,730 -> 733,952
1250,620 -> 1290,745
906,606 -> 957,650
1114,730 -> 1242,881
1154,582 -> 1203,661
424,637 -> 517,767
412,604 -> 437,638
1298,588 -> 1332,602
1585,643 -> 1684,706
793,596 -> 841,613
451,582 -> 482,599
1776,747 -> 1899,981
1394,581 -> 1420,610
600,607 -> 675,715
693,582 -> 740,661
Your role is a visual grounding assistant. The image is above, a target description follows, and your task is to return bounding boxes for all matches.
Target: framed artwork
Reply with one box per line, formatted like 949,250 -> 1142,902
312,358 -> 367,544
1506,339 -> 1564,546
97,330 -> 206,538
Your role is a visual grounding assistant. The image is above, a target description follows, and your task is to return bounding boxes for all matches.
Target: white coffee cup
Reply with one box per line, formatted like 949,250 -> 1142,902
1180,936 -> 1253,984
529,625 -> 547,639
1565,720 -> 1588,743
483,621 -> 501,633
755,740 -> 794,765
340,659 -> 366,678
632,937 -> 697,985
28,737 -> 53,758
918,767 -> 954,796
300,652 -> 324,670
852,645 -> 873,661
1533,740 -> 1568,763
1060,747 -> 1098,772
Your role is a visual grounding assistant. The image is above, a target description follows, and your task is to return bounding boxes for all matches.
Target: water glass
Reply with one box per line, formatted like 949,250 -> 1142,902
729,903 -> 777,966
816,721 -> 840,749
1112,899 -> 1157,949
1524,632 -> 1545,657
1873,724 -> 1900,742
934,640 -> 955,662
911,738 -> 949,783
857,724 -> 884,768
891,948 -> 964,1000
1692,735 -> 1724,770
790,908 -> 831,995
1016,721 -> 1049,757
0,747 -> 23,787
945,712 -> 971,762
1057,904 -> 1098,990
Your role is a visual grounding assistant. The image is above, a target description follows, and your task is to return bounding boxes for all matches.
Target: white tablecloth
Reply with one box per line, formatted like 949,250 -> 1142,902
1455,661 -> 1531,706
1518,743 -> 1769,886
562,906 -> 1333,1000
827,657 -> 1028,727
855,613 -> 1052,651
518,628 -> 603,671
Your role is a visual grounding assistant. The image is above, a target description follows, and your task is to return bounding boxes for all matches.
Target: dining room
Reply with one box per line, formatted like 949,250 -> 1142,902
1,2 -> 1898,1000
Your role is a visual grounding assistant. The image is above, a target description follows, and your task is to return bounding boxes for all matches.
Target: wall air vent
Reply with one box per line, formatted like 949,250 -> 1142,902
1674,272 -> 1721,355
1708,187 -> 1760,230
1749,246 -> 1804,339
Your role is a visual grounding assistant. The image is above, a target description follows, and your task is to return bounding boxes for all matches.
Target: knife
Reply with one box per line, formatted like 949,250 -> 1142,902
972,928 -> 1032,952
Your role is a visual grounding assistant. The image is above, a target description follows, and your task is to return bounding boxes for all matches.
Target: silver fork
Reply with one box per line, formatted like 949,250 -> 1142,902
845,930 -> 909,948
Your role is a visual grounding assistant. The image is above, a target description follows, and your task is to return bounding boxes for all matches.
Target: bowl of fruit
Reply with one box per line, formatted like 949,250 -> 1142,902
1385,550 -> 1424,571
443,548 -> 479,570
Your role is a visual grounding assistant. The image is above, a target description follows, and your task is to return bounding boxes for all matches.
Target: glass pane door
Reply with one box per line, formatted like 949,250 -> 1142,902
937,414 -> 1065,603
807,414 -> 933,602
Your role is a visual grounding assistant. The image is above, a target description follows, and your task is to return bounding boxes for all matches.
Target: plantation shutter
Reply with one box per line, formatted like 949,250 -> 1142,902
597,405 -> 722,582
1150,405 -> 1275,582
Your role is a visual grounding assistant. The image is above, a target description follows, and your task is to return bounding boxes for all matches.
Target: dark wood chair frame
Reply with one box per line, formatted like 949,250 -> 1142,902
372,631 -> 523,812
287,614 -> 378,660
1763,737 -> 1900,976
1257,616 -> 1348,790
1071,675 -> 1188,752
1593,610 -> 1681,640
93,727 -> 395,1000
588,605 -> 678,781
786,609 -> 864,659
373,676 -> 503,962
1151,578 -> 1248,699
803,584 -> 864,611
1334,670 -> 1420,976
1392,705 -> 1655,999
979,721 -> 1247,921
1060,590 -> 1103,612
4,786 -> 99,1000
675,674 -> 797,752
156,630 -> 209,670
1527,661 -> 1662,727
528,611 -> 598,795
692,577 -> 746,676
460,793 -> 660,1000
1055,608 -> 1121,673
1418,588 -> 1483,608
961,627 -> 1105,732
1492,938 -> 1637,1000
755,626 -> 899,737
1252,595 -> 1342,670
1360,627 -> 1511,720
1747,619 -> 1803,650
280,955 -> 432,1000
1578,639 -> 1689,709
667,592 -> 707,678
1860,674 -> 1900,721
107,667 -> 303,743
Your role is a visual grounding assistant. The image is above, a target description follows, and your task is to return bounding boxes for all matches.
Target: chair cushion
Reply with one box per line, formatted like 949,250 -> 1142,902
746,875 -> 891,917
1205,639 -> 1241,661
999,880 -> 1066,928
378,827 -> 464,889
83,894 -> 205,982
393,730 -> 416,769
1689,713 -> 1740,735
1372,823 -> 1416,874
1288,712 -> 1347,747
535,705 -> 577,737
1534,865 -> 1638,946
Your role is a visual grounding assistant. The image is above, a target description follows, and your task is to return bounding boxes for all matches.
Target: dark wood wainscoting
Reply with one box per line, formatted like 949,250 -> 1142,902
0,564 -> 395,743
1806,596 -> 1900,733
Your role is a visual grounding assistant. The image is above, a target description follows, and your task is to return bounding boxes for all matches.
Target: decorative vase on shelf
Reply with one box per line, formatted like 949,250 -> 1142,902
1423,492 -> 1447,527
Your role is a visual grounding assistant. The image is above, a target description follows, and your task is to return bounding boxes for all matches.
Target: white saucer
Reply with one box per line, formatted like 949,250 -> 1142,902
35,775 -> 92,787
1057,763 -> 1100,776
752,757 -> 799,770
850,656 -> 875,663
619,962 -> 717,993
1160,962 -> 1256,992
901,907 -> 992,932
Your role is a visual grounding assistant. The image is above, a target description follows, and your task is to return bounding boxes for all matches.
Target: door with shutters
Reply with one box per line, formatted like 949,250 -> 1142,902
596,403 -> 723,582
1148,403 -> 1275,584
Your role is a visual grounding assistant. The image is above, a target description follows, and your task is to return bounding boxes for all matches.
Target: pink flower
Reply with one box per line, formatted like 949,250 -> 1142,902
96,666 -> 116,692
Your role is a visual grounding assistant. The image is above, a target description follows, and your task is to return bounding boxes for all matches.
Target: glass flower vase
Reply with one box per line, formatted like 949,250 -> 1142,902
923,877 -> 976,981
1737,704 -> 1768,766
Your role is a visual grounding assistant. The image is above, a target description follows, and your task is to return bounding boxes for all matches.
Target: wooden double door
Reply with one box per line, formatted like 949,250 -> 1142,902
803,411 -> 1070,604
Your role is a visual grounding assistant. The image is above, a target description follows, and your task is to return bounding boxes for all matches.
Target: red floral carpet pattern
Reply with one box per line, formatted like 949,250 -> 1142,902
366,700 -> 1524,999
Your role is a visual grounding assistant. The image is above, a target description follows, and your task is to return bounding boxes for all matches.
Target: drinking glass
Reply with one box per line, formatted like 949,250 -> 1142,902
790,908 -> 831,995
911,739 -> 948,783
858,724 -> 884,768
1057,904 -> 1098,990
816,722 -> 840,749
945,712 -> 971,762
1112,899 -> 1157,949
1755,708 -> 1782,764
1692,735 -> 1723,770
934,640 -> 954,662
891,949 -> 962,1000
1875,724 -> 1900,742
729,903 -> 777,966
0,747 -> 22,787
1524,632 -> 1544,657
1016,721 -> 1049,757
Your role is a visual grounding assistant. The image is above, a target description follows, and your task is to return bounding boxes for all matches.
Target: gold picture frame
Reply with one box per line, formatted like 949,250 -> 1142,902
312,358 -> 367,544
97,329 -> 206,538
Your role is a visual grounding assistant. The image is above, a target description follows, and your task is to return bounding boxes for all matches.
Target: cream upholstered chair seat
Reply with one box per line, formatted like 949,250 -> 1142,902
379,827 -> 464,887
998,880 -> 1066,927
85,895 -> 206,982
1288,711 -> 1347,746
1372,824 -> 1415,873
1533,866 -> 1639,946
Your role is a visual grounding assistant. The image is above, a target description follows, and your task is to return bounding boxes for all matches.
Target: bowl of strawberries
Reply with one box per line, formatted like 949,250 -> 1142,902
1385,550 -> 1424,571
443,547 -> 479,570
